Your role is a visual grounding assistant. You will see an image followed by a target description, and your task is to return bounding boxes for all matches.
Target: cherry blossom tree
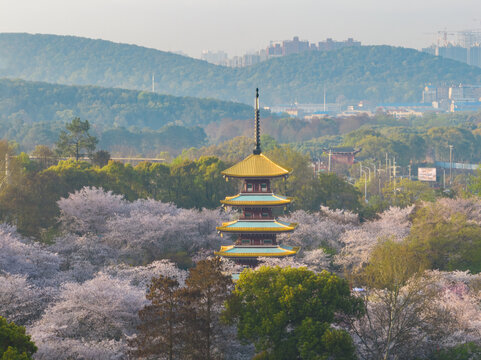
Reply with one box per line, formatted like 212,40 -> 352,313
103,206 -> 223,264
0,274 -> 54,326
431,198 -> 481,223
279,208 -> 358,251
58,187 -> 129,235
0,224 -> 60,285
30,274 -> 147,360
335,206 -> 414,272
104,260 -> 188,288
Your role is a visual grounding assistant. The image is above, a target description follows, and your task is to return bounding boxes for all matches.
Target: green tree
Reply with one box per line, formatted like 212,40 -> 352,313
428,342 -> 481,360
134,161 -> 172,200
132,259 -> 232,360
90,150 -> 110,167
408,204 -> 481,273
0,170 -> 64,238
56,118 -> 98,161
348,240 -> 449,360
469,167 -> 481,196
266,146 -> 319,211
318,173 -> 362,212
382,178 -> 437,208
180,258 -> 232,360
31,145 -> 56,169
0,317 -> 36,360
223,266 -> 363,360
130,276 -> 181,360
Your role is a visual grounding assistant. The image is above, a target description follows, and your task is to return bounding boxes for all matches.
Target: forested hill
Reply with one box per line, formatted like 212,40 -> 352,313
0,78 -> 254,129
2,33 -> 481,104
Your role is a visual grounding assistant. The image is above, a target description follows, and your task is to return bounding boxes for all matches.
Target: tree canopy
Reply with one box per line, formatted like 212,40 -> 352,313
56,118 -> 98,160
0,317 -> 37,360
223,266 -> 363,360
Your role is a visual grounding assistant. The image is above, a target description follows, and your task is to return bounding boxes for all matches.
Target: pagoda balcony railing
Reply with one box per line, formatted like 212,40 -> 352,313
240,191 -> 275,194
234,244 -> 280,248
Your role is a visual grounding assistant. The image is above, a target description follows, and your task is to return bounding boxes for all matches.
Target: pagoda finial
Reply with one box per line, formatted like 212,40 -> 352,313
253,88 -> 261,155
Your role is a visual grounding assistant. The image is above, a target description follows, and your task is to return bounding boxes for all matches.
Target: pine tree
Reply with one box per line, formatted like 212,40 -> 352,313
56,118 -> 97,161
130,276 -> 181,360
180,258 -> 232,360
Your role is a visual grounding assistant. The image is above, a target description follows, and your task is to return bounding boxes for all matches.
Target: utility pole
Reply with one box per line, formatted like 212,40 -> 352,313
393,157 -> 396,195
361,168 -> 368,203
5,153 -> 9,183
388,159 -> 392,183
449,144 -> 454,186
323,85 -> 326,112
328,149 -> 332,173
408,164 -> 411,180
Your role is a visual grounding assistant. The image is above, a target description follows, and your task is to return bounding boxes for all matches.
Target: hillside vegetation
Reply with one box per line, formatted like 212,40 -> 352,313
0,78 -> 256,153
1,33 -> 481,104
0,78 -> 253,129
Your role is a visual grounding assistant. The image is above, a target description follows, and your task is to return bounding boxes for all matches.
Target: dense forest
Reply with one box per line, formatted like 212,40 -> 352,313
0,78 -> 258,153
1,33 -> 481,104
0,78 -> 254,128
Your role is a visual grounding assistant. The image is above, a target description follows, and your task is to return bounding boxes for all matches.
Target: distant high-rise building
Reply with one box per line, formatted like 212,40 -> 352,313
422,30 -> 481,68
267,42 -> 283,57
200,50 -> 228,65
318,37 -> 361,51
469,46 -> 481,67
204,36 -> 361,68
422,86 -> 437,103
439,45 -> 468,63
282,36 -> 310,56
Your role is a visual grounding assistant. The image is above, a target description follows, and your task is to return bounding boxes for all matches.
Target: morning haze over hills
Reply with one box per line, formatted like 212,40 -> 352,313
2,33 -> 481,105
5,2 -> 481,357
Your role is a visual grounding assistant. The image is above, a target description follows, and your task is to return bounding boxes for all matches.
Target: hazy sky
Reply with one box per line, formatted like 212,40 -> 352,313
1,0 -> 480,57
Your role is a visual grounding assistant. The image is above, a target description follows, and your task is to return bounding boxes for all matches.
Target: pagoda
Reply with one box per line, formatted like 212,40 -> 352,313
215,89 -> 299,264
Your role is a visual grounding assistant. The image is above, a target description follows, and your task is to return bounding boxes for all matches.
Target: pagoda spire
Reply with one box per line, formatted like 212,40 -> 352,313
253,88 -> 261,155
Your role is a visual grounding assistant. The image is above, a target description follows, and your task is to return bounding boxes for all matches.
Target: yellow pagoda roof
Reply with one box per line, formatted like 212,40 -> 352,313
214,245 -> 300,258
221,154 -> 290,178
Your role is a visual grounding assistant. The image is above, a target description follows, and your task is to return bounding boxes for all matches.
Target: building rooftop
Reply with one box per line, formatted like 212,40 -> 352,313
221,153 -> 290,178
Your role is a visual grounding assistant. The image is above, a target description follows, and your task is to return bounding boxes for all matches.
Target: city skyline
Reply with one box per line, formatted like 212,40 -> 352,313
1,0 -> 480,58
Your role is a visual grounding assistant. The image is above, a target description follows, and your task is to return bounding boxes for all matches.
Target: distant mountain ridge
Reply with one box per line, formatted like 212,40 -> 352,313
1,33 -> 481,104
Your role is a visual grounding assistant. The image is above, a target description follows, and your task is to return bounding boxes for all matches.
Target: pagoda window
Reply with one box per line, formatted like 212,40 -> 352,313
261,183 -> 267,192
262,212 -> 269,218
245,211 -> 252,218
246,183 -> 253,192
263,239 -> 272,245
242,239 -> 251,245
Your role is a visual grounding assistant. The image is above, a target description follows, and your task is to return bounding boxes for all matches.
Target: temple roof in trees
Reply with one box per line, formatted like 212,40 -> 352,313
216,219 -> 297,233
221,153 -> 290,178
214,244 -> 299,258
221,193 -> 292,206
